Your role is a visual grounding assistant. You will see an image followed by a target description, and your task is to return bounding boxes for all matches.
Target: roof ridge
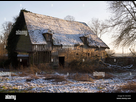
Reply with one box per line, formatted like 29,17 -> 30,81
24,11 -> 81,24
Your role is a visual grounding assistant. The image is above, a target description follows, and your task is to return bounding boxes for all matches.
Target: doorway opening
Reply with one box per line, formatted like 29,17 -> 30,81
59,57 -> 65,68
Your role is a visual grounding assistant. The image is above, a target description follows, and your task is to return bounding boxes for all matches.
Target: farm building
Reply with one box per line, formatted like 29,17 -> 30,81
7,10 -> 109,67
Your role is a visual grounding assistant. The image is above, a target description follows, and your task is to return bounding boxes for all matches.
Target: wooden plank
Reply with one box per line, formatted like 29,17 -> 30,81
47,51 -> 49,63
37,52 -> 39,64
45,51 -> 47,63
43,51 -> 45,63
49,51 -> 51,62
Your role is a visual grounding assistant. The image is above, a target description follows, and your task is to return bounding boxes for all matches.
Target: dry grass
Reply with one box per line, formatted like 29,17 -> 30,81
56,66 -> 73,74
29,74 -> 39,79
38,63 -> 54,74
65,49 -> 104,73
26,75 -> 39,82
17,65 -> 41,77
132,75 -> 136,79
15,63 -> 53,76
67,73 -> 94,82
18,72 -> 29,77
11,73 -> 18,77
44,74 -> 67,82
11,64 -> 58,77
68,60 -> 99,73
121,81 -> 136,92
115,81 -> 136,93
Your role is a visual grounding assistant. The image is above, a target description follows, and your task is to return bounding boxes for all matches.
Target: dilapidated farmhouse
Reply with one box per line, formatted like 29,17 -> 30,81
8,10 -> 109,67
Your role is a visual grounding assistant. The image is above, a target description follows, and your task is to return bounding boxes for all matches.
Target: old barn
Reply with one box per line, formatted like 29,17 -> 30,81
9,10 -> 109,67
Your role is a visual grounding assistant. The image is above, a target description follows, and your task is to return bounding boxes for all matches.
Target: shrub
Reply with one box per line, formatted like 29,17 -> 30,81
115,81 -> 136,93
44,74 -> 67,82
120,81 -> 136,92
68,59 -> 99,73
17,64 -> 41,76
38,63 -> 52,71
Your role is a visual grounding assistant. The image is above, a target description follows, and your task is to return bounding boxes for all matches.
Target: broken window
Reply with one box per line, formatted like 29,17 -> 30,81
84,37 -> 87,44
80,37 -> 87,44
43,33 -> 52,42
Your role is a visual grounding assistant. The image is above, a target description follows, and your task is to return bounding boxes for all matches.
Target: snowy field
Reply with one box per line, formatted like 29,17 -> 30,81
0,69 -> 136,93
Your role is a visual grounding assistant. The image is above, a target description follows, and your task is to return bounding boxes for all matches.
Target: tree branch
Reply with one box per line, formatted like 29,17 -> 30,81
121,2 -> 136,21
132,1 -> 136,8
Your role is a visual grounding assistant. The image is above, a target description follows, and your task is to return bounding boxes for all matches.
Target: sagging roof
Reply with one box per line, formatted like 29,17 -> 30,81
23,11 -> 109,48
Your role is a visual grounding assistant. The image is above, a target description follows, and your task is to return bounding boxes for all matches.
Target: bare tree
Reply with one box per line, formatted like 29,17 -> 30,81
129,45 -> 136,57
0,21 -> 13,45
106,1 -> 136,48
64,15 -> 75,21
0,16 -> 18,45
0,21 -> 13,55
88,18 -> 108,38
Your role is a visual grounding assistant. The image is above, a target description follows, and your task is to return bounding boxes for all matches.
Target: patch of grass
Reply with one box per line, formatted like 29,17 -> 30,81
2,86 -> 7,89
67,58 -> 117,73
67,73 -> 94,82
11,73 -> 18,76
68,60 -> 98,73
17,64 -> 42,77
44,74 -> 67,82
0,89 -> 31,93
94,76 -> 104,79
56,66 -> 73,74
115,81 -> 136,93
0,85 -> 36,93
26,75 -> 39,82
95,66 -> 113,73
121,81 -> 136,92
132,75 -> 136,79
97,86 -> 104,90
18,72 -> 29,77
29,74 -> 39,79
38,63 -> 54,73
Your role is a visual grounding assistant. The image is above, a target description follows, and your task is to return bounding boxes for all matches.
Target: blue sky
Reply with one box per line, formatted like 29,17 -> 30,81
0,1 -> 129,53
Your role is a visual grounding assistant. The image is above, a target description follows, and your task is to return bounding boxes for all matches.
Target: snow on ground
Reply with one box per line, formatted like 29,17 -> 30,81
0,70 -> 136,93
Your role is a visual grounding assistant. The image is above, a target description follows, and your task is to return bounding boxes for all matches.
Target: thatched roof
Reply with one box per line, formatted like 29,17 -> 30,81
23,11 -> 109,48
